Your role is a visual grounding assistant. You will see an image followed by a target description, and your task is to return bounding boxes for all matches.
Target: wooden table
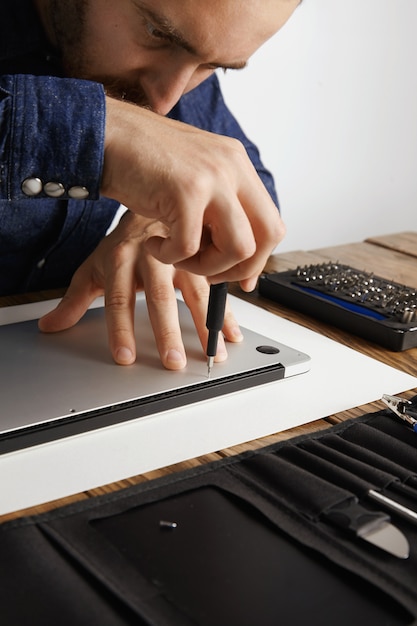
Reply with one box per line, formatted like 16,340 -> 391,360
1,231 -> 416,524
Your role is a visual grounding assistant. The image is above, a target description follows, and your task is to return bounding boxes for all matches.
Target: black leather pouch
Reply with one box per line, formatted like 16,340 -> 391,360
1,398 -> 417,626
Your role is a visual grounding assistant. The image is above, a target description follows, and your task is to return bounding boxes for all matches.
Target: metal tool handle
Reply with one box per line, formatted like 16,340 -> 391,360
324,498 -> 390,537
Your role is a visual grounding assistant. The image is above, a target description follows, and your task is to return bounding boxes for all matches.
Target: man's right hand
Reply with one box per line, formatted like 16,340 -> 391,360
102,96 -> 286,293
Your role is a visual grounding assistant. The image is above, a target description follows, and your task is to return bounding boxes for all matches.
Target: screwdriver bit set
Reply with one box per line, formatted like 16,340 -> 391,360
258,262 -> 417,351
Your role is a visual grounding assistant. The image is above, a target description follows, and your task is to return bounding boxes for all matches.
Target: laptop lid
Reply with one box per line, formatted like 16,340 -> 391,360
0,298 -> 310,452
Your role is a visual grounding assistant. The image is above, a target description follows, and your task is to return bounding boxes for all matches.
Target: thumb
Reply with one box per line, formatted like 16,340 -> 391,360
38,276 -> 100,333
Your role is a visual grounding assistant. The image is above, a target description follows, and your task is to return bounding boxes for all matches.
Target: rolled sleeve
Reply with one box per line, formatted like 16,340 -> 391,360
0,74 -> 105,201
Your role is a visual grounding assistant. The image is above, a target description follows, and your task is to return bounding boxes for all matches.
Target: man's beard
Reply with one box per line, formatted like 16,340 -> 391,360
49,0 -> 150,107
83,75 -> 151,108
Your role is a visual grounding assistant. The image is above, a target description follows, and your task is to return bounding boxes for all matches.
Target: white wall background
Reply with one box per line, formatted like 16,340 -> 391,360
218,0 -> 417,253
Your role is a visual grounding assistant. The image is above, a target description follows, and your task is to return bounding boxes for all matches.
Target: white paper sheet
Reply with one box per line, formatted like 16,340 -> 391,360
1,295 -> 416,516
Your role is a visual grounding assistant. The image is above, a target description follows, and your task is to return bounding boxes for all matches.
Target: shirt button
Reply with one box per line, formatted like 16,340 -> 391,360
44,181 -> 65,198
68,185 -> 89,200
22,177 -> 43,196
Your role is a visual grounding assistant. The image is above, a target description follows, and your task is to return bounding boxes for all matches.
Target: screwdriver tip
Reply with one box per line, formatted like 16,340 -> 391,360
207,356 -> 214,378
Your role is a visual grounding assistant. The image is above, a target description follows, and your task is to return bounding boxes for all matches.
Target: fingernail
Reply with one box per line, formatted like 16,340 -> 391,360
215,345 -> 228,362
231,326 -> 244,341
115,347 -> 135,365
166,349 -> 186,369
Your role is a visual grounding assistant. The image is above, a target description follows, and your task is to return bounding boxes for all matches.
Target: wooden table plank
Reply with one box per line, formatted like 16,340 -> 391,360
313,241 -> 417,287
365,231 -> 417,258
0,289 -> 65,309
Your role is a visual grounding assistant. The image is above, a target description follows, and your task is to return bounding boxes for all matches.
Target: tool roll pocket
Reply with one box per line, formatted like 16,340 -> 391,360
0,398 -> 417,626
31,472 -> 415,626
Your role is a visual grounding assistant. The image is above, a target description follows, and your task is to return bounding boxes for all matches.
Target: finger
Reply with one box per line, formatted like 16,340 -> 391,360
38,264 -> 100,333
104,250 -> 137,366
143,263 -> 187,370
209,270 -> 260,293
205,206 -> 285,289
184,170 -> 285,285
221,300 -> 244,344
145,206 -> 204,266
173,202 -> 256,279
233,169 -> 286,282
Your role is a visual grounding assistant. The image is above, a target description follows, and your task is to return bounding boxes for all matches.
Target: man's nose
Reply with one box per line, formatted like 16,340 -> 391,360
144,63 -> 208,116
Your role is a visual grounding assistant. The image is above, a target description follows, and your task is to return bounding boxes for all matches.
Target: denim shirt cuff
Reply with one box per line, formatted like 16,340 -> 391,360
0,74 -> 105,201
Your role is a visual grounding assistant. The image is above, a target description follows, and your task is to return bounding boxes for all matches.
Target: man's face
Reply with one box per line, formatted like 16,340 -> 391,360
42,0 -> 300,115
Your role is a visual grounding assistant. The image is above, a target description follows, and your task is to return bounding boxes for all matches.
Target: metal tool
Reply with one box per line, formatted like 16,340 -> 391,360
258,264 -> 417,350
159,520 -> 178,530
293,263 -> 417,323
244,452 -> 410,560
298,438 -> 417,525
382,394 -> 417,432
323,498 -> 409,559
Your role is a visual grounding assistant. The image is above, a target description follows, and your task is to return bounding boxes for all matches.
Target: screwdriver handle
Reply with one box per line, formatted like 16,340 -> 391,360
206,282 -> 228,357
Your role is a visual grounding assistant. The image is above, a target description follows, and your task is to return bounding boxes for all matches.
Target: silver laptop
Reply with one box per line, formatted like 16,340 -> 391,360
0,298 -> 310,453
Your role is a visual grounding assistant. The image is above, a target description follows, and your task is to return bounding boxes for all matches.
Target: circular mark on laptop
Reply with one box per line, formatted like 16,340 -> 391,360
256,345 -> 280,355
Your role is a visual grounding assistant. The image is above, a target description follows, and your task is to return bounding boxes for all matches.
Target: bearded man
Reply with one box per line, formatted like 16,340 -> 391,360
0,0 -> 301,367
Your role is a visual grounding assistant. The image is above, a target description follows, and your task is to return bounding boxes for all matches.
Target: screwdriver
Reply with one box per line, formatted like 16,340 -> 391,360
206,282 -> 228,377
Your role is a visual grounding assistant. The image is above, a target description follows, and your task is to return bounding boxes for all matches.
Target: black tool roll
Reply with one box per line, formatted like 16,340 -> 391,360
1,397 -> 417,626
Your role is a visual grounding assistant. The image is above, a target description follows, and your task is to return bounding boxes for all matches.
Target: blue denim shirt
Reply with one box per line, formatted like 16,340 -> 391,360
0,0 -> 278,295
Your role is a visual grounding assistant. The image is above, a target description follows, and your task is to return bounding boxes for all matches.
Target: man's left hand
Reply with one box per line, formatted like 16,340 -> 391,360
38,211 -> 243,369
